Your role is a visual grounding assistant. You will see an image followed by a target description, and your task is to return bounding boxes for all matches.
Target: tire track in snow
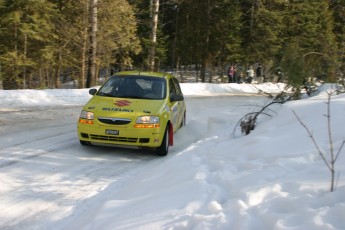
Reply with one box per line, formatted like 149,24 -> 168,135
0,144 -> 159,230
0,104 -> 161,229
0,123 -> 79,169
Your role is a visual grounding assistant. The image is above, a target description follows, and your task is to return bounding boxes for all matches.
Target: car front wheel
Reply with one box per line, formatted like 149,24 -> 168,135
156,126 -> 169,156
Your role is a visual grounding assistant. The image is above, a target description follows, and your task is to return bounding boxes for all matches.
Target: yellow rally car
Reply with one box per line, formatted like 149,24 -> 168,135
77,71 -> 186,156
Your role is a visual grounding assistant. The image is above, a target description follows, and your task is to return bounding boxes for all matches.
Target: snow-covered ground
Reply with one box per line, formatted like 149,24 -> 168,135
0,82 -> 345,230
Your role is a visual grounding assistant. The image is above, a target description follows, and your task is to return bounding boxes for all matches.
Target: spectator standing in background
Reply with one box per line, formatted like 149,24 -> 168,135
276,67 -> 283,82
227,65 -> 235,83
256,64 -> 263,83
233,65 -> 237,83
246,66 -> 254,83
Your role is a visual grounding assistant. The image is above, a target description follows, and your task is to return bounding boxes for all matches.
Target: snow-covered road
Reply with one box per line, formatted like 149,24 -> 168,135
2,83 -> 345,230
0,96 -> 266,229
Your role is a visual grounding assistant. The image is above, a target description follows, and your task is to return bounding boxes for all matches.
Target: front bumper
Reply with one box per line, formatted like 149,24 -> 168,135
77,120 -> 164,147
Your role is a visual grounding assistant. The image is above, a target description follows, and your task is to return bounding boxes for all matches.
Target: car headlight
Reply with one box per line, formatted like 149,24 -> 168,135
80,110 -> 94,120
136,116 -> 160,124
79,110 -> 94,124
134,116 -> 160,128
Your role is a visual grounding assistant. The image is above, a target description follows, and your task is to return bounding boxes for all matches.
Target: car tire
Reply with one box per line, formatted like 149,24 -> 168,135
156,125 -> 169,156
180,112 -> 186,127
80,140 -> 92,146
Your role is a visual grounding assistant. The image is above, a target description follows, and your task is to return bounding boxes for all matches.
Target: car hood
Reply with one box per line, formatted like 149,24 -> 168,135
84,96 -> 167,117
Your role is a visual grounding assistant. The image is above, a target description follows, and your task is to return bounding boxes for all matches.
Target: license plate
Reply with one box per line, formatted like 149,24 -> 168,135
105,129 -> 119,135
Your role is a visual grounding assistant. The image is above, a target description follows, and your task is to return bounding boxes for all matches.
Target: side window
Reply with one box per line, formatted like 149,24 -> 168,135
98,77 -> 122,95
169,78 -> 177,96
149,79 -> 165,99
172,78 -> 183,95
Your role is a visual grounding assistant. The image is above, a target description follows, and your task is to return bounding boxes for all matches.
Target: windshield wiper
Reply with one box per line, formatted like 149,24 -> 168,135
97,92 -> 114,97
123,95 -> 149,99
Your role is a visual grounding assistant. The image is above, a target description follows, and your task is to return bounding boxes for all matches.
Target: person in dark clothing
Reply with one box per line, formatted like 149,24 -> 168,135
276,67 -> 283,82
303,79 -> 311,96
256,64 -> 262,78
233,65 -> 237,83
227,65 -> 235,83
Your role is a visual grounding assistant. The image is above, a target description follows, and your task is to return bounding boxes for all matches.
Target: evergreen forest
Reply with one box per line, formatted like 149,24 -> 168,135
0,0 -> 344,89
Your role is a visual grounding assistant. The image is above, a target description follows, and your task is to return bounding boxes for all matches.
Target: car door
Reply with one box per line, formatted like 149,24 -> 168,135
168,78 -> 185,132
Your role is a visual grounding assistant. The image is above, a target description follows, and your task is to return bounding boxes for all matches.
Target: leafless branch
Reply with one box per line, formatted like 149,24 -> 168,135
293,87 -> 344,192
234,92 -> 294,136
292,110 -> 332,171
334,140 -> 345,162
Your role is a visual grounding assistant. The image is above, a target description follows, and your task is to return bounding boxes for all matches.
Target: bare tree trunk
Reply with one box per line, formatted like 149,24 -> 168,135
148,0 -> 159,71
0,63 -> 2,89
79,2 -> 89,88
326,92 -> 335,192
39,68 -> 44,88
23,34 -> 27,89
250,0 -> 255,36
201,0 -> 210,83
14,22 -> 19,89
81,28 -> 88,88
86,0 -> 98,87
54,53 -> 61,88
172,4 -> 179,69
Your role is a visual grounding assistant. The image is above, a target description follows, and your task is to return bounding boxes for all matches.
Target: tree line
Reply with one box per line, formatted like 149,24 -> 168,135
0,0 -> 344,89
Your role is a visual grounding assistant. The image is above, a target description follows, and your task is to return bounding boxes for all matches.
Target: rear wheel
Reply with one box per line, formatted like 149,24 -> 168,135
156,126 -> 169,156
180,112 -> 186,127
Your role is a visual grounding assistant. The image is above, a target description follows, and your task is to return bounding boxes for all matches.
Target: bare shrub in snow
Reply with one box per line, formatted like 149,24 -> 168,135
293,88 -> 345,192
234,90 -> 293,136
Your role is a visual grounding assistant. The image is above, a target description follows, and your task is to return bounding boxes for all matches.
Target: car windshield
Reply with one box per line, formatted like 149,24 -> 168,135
97,75 -> 167,100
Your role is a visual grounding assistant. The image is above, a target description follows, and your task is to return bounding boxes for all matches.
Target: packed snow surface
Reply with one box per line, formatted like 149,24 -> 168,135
0,82 -> 345,230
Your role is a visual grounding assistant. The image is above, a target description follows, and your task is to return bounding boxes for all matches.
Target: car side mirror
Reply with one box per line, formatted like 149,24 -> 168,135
89,88 -> 97,95
170,94 -> 184,102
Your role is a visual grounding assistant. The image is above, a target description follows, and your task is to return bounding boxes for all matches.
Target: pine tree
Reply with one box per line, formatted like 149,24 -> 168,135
0,0 -> 343,89
330,0 -> 345,85
97,0 -> 141,73
209,0 -> 243,81
238,0 -> 287,78
0,0 -> 57,89
52,0 -> 140,88
281,0 -> 337,85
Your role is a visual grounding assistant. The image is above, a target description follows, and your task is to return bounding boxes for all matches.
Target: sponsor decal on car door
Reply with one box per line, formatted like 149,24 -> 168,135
171,102 -> 179,128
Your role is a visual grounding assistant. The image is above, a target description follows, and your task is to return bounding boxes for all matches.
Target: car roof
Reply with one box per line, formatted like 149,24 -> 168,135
114,71 -> 175,79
